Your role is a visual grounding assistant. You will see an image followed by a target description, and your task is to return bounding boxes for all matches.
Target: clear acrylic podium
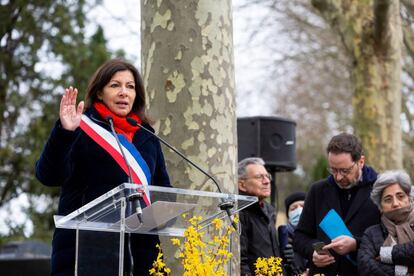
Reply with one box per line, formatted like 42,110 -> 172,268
54,183 -> 257,276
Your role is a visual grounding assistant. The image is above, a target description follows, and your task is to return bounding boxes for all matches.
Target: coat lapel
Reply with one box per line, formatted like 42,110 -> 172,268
324,182 -> 342,216
344,184 -> 371,223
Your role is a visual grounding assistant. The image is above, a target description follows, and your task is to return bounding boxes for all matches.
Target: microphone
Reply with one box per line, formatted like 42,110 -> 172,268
105,115 -> 142,276
105,116 -> 143,224
126,117 -> 238,230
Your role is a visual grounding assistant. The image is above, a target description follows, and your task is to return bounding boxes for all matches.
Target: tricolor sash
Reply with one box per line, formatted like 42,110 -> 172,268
80,114 -> 151,206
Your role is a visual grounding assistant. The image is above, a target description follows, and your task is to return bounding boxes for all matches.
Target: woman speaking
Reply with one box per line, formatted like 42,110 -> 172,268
36,59 -> 171,275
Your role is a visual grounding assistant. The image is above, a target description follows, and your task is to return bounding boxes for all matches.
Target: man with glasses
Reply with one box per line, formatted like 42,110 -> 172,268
238,157 -> 281,275
294,133 -> 381,276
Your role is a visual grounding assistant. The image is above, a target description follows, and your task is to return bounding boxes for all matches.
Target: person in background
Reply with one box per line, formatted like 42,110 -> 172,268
294,133 -> 381,276
36,59 -> 171,275
278,191 -> 308,276
238,157 -> 281,276
358,170 -> 414,275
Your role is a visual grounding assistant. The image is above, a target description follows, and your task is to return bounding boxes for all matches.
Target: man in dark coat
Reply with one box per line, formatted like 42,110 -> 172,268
294,133 -> 381,276
238,157 -> 281,276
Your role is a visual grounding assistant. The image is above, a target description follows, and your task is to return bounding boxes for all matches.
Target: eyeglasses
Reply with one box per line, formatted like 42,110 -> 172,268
241,173 -> 272,181
327,162 -> 356,176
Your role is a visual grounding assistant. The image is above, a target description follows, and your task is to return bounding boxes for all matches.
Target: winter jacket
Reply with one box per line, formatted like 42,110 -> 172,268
239,200 -> 281,276
358,223 -> 395,275
35,108 -> 171,276
358,223 -> 414,275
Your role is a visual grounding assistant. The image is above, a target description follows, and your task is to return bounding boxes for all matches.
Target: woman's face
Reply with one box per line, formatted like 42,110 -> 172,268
98,70 -> 136,117
381,183 -> 410,212
288,200 -> 305,213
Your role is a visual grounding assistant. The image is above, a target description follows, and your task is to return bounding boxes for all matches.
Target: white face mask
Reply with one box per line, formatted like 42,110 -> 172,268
288,207 -> 303,227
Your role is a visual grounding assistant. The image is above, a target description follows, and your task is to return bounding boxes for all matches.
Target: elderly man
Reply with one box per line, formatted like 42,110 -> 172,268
238,157 -> 281,276
294,133 -> 381,276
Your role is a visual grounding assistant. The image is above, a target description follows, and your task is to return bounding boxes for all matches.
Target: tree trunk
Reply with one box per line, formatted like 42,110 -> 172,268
312,0 -> 402,170
141,0 -> 238,274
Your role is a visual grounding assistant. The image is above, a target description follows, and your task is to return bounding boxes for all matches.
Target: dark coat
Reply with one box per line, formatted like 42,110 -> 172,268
358,223 -> 414,275
35,108 -> 171,276
239,200 -> 281,276
293,166 -> 381,276
358,223 -> 394,276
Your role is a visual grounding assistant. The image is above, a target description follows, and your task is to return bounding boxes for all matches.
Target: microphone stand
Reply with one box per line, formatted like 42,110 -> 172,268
106,116 -> 142,276
126,118 -> 238,231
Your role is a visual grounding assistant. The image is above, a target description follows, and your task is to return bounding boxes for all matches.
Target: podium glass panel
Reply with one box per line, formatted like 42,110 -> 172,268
54,184 -> 257,275
55,183 -> 257,236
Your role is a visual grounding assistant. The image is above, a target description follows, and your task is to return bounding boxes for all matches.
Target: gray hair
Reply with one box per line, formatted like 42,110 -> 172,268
371,170 -> 414,210
238,157 -> 265,179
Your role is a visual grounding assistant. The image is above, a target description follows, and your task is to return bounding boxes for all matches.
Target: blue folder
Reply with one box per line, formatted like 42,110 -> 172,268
319,209 -> 353,239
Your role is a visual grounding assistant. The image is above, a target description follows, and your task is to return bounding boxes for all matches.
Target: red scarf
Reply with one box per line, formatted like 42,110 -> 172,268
94,102 -> 141,142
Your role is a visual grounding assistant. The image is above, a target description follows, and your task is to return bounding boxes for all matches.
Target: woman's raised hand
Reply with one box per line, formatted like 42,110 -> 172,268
60,86 -> 84,131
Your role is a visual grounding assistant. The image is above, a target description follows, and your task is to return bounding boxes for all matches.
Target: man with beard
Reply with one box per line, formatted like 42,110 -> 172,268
294,133 -> 381,276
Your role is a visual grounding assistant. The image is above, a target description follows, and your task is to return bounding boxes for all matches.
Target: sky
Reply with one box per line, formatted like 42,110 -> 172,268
0,0 -> 278,236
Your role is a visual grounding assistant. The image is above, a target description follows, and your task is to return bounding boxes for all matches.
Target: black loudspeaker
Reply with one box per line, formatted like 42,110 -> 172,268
237,116 -> 296,171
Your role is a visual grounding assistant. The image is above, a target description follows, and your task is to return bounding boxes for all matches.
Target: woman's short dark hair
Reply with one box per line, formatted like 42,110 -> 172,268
326,133 -> 363,162
84,58 -> 147,121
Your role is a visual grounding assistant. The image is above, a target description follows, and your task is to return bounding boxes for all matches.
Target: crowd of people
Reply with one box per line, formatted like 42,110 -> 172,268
36,57 -> 414,275
238,133 -> 414,276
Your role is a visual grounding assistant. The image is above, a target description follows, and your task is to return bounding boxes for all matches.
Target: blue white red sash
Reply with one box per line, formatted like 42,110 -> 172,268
80,114 -> 151,205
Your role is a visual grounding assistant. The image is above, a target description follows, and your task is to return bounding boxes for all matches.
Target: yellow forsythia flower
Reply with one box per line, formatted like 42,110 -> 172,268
150,215 -> 238,275
212,218 -> 223,230
171,238 -> 180,246
254,256 -> 283,276
149,244 -> 170,276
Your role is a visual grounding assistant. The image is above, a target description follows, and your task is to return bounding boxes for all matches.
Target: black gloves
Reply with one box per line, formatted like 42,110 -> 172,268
283,243 -> 295,264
